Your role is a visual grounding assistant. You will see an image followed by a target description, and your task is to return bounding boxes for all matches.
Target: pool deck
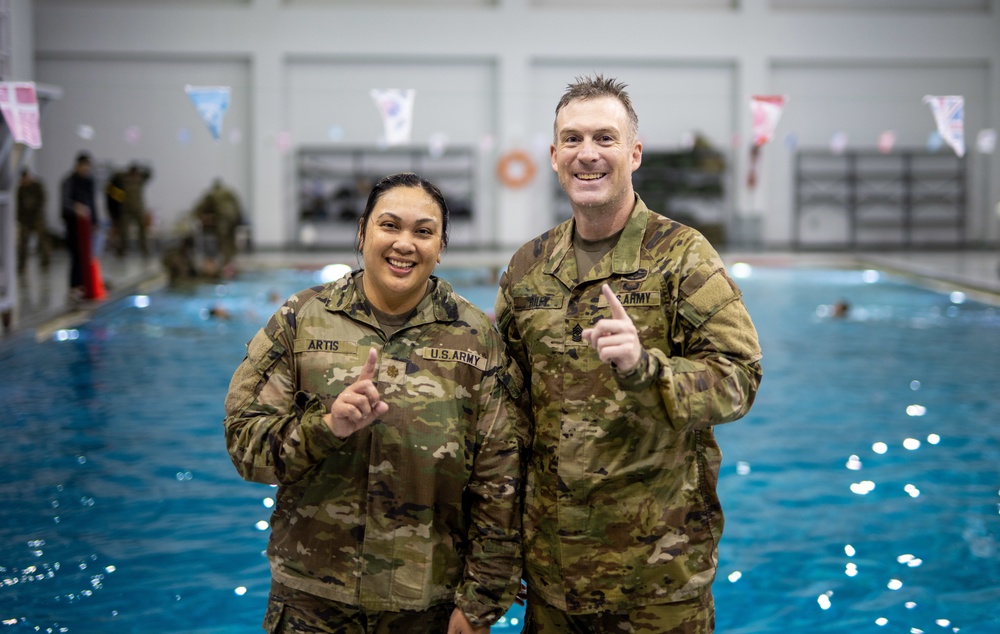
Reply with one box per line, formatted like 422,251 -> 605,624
3,246 -> 1000,340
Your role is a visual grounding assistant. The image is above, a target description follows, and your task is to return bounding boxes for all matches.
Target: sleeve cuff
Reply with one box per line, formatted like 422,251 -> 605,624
293,391 -> 346,453
453,597 -> 505,629
613,349 -> 660,392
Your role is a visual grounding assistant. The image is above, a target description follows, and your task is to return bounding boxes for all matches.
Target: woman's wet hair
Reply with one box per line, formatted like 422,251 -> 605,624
357,172 -> 450,251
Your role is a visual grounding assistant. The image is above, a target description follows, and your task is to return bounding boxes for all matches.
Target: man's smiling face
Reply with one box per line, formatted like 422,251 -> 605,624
550,95 -> 642,215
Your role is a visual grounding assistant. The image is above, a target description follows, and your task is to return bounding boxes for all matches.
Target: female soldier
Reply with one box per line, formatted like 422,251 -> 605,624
224,173 -> 526,634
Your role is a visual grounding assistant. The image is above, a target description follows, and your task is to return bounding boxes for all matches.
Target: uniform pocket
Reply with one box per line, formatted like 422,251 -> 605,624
262,598 -> 285,633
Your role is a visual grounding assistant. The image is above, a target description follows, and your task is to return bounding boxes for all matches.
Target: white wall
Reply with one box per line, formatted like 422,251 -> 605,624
9,1 -> 34,90
771,61 -> 991,245
28,0 -> 1000,250
286,57 -> 497,247
34,57 -> 251,237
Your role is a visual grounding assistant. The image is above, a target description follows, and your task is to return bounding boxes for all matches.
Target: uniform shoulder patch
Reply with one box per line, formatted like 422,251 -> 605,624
678,270 -> 738,327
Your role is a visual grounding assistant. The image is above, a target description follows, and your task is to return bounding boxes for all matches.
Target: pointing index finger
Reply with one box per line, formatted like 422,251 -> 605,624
602,284 -> 629,321
358,347 -> 379,382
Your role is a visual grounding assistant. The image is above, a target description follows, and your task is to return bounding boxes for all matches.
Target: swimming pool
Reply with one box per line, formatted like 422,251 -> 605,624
1,265 -> 998,633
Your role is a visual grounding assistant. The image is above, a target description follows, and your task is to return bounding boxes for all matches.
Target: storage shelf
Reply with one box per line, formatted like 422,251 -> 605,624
555,145 -> 729,244
793,149 -> 966,249
296,146 -> 477,247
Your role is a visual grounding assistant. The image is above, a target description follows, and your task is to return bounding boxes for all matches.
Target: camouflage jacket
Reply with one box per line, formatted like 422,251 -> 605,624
16,181 -> 46,224
224,273 -> 527,627
495,196 -> 762,613
121,168 -> 151,213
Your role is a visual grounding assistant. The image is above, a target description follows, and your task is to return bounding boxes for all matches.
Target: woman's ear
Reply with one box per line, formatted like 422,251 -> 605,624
356,219 -> 364,252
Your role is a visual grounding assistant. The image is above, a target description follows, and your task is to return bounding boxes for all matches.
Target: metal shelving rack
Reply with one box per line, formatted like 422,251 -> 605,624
296,145 -> 476,248
793,149 -> 966,249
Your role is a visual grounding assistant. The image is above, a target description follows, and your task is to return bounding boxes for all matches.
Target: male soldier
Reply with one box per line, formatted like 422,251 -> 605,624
119,163 -> 153,256
194,178 -> 242,268
495,75 -> 763,632
16,168 -> 50,273
104,168 -> 126,256
60,152 -> 98,298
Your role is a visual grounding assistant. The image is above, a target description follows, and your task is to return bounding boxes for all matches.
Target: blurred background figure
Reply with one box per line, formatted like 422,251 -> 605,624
193,178 -> 243,273
831,299 -> 851,318
161,231 -> 200,288
60,152 -> 98,300
16,168 -> 50,275
104,167 -> 126,257
118,162 -> 154,257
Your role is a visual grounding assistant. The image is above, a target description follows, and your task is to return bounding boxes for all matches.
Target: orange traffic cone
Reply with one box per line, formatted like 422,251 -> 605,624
85,258 -> 107,300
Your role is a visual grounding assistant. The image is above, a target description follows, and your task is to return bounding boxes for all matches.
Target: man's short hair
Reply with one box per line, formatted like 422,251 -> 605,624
554,74 -> 639,142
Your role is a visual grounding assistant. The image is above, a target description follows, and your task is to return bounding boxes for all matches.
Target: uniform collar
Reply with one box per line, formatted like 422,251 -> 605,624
544,194 -> 651,288
326,271 -> 459,328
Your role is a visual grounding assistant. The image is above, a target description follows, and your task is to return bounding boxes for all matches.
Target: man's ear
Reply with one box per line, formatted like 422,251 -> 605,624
631,140 -> 643,173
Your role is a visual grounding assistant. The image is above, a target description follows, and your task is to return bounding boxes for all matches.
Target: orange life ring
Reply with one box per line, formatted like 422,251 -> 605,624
496,149 -> 537,189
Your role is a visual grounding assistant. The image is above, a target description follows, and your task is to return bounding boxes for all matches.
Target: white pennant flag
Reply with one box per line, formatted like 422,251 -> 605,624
923,95 -> 965,157
750,95 -> 787,147
185,85 -> 231,140
0,81 -> 42,149
371,89 -> 416,146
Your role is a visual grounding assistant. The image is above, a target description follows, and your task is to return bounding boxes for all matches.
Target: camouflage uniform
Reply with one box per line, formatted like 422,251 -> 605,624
524,585 -> 713,633
224,272 -> 527,630
495,195 -> 762,617
16,175 -> 49,272
196,182 -> 242,265
120,166 -> 152,256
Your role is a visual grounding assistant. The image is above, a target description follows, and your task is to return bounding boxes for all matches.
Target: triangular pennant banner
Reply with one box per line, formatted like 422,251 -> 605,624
0,81 -> 42,149
750,95 -> 787,147
923,95 -> 965,157
185,85 -> 231,140
370,89 -> 416,146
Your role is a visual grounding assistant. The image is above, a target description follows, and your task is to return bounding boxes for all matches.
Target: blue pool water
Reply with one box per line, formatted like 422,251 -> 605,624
1,265 -> 998,633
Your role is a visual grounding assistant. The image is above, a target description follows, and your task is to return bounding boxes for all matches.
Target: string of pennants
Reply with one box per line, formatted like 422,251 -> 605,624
1,81 -> 995,167
750,92 -> 995,157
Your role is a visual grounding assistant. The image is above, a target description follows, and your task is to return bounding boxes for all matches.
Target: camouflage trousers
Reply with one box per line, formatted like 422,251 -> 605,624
524,588 -> 714,634
264,581 -> 454,634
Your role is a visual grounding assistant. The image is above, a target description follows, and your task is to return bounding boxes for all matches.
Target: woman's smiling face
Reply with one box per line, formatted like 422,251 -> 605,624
359,185 -> 445,314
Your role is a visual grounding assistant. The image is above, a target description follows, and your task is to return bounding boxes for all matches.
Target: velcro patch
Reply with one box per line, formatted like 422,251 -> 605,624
293,339 -> 358,354
678,271 -> 736,327
513,294 -> 564,310
422,347 -> 488,371
598,290 -> 661,307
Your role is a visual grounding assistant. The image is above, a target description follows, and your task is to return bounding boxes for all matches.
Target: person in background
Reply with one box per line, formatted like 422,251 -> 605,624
119,162 -> 153,257
16,168 -> 50,274
223,172 -> 528,634
495,75 -> 763,633
60,152 -> 98,300
194,178 -> 242,270
104,168 -> 126,257
161,233 -> 200,288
